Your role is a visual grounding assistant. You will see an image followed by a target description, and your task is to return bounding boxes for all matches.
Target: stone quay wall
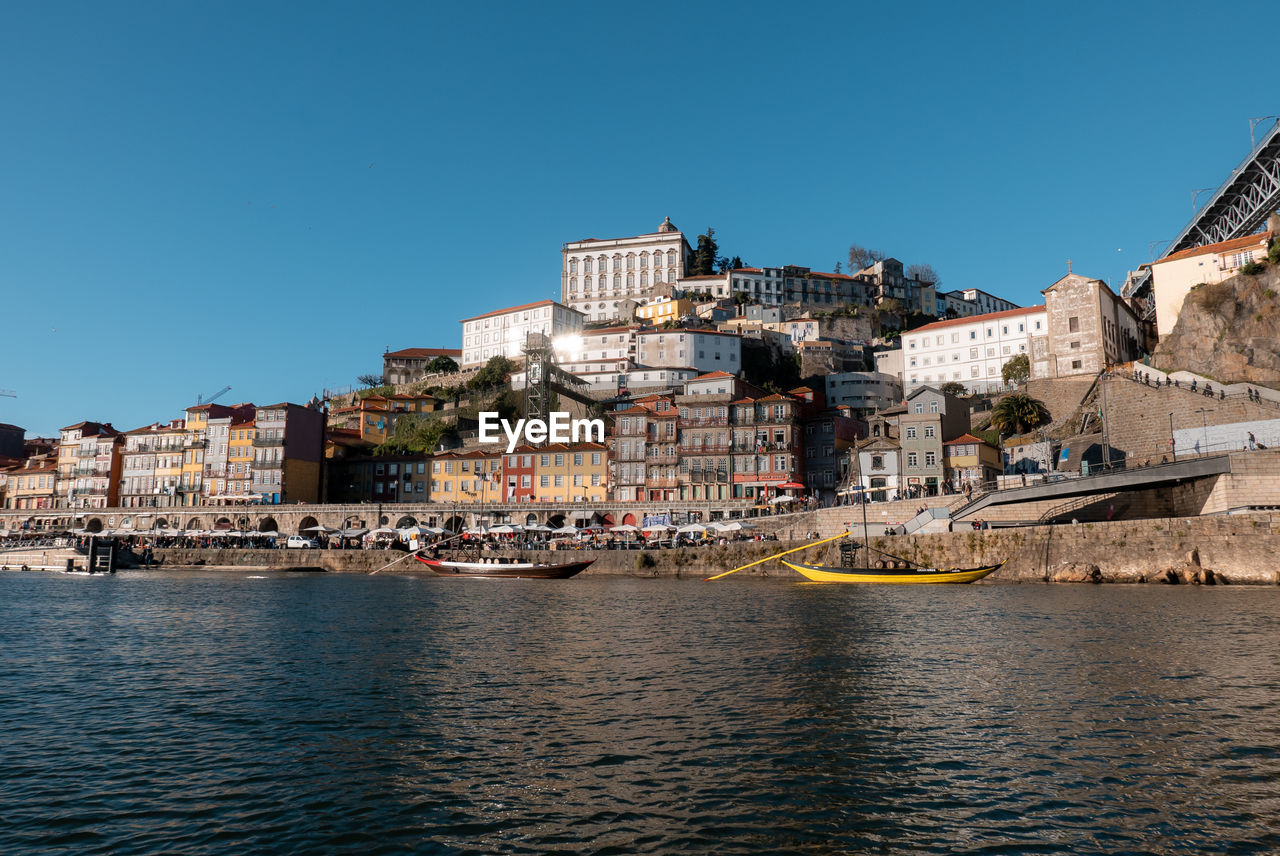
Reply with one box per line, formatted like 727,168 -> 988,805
150,512 -> 1280,585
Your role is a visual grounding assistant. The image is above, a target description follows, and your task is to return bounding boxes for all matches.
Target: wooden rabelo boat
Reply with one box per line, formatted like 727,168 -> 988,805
413,553 -> 593,579
781,558 -> 1004,584
769,445 -> 1004,585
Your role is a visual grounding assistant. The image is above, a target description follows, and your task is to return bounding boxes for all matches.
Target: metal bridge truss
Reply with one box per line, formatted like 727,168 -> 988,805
1167,118 -> 1280,255
1123,117 -> 1280,302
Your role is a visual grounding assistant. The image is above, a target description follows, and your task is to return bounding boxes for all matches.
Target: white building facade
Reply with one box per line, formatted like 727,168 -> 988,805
1149,230 -> 1275,338
634,329 -> 741,375
942,287 -> 1020,318
902,306 -> 1047,394
824,371 -> 904,414
561,217 -> 695,322
460,300 -> 585,367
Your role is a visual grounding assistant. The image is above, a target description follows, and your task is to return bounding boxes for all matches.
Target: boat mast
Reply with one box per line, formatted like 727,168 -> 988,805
855,439 -> 870,559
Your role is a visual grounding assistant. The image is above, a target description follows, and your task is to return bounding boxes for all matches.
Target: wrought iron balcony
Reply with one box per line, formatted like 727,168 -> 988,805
252,437 -> 285,448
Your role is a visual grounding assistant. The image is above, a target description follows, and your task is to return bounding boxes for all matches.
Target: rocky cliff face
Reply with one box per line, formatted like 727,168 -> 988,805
1152,265 -> 1280,384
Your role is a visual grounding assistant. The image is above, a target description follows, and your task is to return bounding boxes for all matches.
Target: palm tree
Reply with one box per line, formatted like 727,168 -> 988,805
991,393 -> 1050,436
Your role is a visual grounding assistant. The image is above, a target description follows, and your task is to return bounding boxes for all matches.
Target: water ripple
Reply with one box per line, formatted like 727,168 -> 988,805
0,572 -> 1278,853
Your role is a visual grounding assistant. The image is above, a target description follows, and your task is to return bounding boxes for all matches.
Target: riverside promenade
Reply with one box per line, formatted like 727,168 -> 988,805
138,511 -> 1280,585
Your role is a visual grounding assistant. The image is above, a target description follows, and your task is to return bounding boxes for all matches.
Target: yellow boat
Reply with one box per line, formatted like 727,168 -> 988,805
781,559 -> 1005,584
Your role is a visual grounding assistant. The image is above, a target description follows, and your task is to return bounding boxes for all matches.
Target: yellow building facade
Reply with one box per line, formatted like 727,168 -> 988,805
429,449 -> 503,504
635,296 -> 694,326
225,419 -> 256,501
532,443 -> 608,503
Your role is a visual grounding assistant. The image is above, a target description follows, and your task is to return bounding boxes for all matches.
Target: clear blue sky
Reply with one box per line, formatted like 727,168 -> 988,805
2,1 -> 1275,437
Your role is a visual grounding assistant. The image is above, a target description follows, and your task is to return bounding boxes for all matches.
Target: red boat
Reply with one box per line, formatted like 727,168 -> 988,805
413,553 -> 593,579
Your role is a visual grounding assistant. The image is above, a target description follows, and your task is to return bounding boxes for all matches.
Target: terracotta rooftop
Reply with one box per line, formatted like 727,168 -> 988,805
1155,230 -> 1275,264
906,305 -> 1046,335
690,370 -> 735,380
385,347 -> 462,359
461,299 -> 583,323
944,433 -> 993,446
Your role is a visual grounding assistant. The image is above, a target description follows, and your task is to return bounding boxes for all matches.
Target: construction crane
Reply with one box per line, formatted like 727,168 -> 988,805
196,386 -> 231,406
0,389 -> 15,398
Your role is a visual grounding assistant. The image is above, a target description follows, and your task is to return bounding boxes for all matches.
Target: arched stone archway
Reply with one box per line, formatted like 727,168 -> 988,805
258,516 -> 278,533
186,517 -> 203,531
214,517 -> 232,531
297,515 -> 318,535
396,515 -> 417,529
444,515 -> 464,533
622,512 -> 636,526
155,518 -> 168,530
85,517 -> 103,533
524,513 -> 538,527
593,512 -> 614,526
547,513 -> 566,529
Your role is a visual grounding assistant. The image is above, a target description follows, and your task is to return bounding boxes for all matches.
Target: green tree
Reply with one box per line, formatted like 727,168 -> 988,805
692,227 -> 720,276
991,393 -> 1050,436
467,355 -> 514,391
1001,353 -> 1030,385
427,355 -> 459,374
939,381 -> 968,398
357,385 -> 395,399
375,414 -> 458,455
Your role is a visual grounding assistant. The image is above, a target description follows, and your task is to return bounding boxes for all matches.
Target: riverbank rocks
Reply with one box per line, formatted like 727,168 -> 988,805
1046,562 -> 1102,583
1142,562 -> 1219,585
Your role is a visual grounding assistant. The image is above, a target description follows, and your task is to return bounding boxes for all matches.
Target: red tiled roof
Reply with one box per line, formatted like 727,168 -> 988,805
731,267 -> 763,273
385,347 -> 462,359
636,327 -> 739,338
944,433 -> 993,446
1155,230 -> 1274,264
461,299 -> 583,323
906,305 -> 1045,335
690,370 -> 735,380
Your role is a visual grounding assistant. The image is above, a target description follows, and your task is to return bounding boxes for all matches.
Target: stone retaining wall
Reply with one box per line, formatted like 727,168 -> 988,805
150,512 -> 1280,584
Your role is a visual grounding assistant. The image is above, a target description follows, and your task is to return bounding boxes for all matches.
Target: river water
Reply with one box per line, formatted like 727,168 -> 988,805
1,571 -> 1278,855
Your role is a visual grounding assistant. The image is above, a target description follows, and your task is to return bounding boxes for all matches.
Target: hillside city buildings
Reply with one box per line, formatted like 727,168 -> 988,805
5,215 -> 1265,517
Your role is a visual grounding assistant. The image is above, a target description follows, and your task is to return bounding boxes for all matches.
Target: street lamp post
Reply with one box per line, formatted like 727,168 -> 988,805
1194,408 -> 1210,456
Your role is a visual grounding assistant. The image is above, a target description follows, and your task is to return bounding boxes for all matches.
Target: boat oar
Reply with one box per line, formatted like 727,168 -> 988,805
705,530 -> 850,581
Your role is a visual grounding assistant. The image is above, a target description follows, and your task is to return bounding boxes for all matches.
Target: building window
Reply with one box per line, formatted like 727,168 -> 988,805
1068,316 -> 1079,332
907,452 -> 918,467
